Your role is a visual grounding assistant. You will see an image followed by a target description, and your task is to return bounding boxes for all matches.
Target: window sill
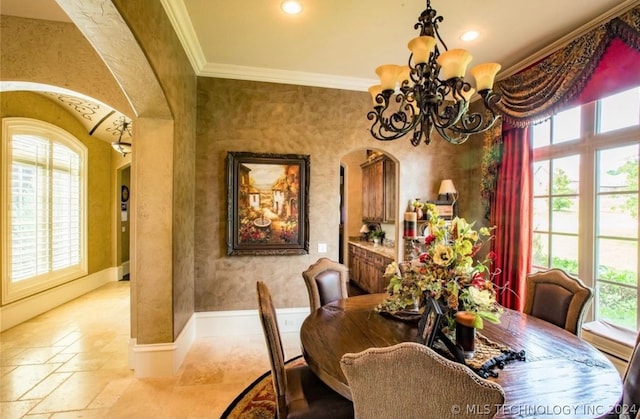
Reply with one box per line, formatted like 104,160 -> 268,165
582,320 -> 636,362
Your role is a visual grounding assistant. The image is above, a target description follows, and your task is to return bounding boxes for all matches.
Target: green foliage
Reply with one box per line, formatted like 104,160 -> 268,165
598,282 -> 637,330
550,257 -> 578,273
599,265 -> 636,286
607,158 -> 638,218
551,168 -> 574,211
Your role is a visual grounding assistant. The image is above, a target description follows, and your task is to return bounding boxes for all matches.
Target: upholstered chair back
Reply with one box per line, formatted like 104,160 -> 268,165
340,342 -> 505,419
523,268 -> 593,336
302,258 -> 349,311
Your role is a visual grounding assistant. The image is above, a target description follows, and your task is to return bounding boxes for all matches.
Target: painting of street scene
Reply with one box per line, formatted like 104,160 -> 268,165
237,161 -> 300,245
227,152 -> 309,256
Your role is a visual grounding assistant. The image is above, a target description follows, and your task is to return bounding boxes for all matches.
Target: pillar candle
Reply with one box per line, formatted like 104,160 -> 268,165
404,212 -> 417,238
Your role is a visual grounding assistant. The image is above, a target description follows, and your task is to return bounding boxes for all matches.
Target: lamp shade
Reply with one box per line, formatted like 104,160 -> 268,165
437,49 -> 473,80
375,64 -> 401,91
438,179 -> 457,195
407,36 -> 437,65
359,224 -> 370,234
470,62 -> 501,91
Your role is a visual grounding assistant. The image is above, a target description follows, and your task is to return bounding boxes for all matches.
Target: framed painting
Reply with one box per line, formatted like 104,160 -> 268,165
417,296 -> 444,348
226,152 -> 310,256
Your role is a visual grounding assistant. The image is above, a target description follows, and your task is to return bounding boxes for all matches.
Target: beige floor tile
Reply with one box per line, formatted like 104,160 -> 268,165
1,399 -> 42,418
3,347 -> 66,366
30,370 -> 131,415
21,372 -> 72,400
1,281 -> 302,419
1,363 -> 63,402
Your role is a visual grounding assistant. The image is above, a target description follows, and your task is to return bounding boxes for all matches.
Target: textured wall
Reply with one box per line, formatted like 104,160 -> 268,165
0,16 -> 134,117
113,0 -> 197,340
195,77 -> 486,311
1,6 -> 197,343
0,92 -> 113,278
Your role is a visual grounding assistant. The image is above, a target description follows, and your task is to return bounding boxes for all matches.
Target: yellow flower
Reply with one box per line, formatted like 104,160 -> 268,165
433,244 -> 454,266
384,261 -> 400,277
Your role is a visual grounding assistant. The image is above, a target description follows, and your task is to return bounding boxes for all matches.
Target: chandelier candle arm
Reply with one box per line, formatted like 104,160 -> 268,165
367,0 -> 502,146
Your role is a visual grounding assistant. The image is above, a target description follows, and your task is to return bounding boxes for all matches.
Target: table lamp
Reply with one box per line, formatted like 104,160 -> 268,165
359,224 -> 370,240
438,179 -> 458,205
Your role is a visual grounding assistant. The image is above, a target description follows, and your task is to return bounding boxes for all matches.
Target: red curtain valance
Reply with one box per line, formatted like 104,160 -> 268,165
493,6 -> 640,128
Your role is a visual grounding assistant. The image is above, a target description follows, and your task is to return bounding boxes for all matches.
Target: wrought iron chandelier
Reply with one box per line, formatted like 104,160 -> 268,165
111,118 -> 132,156
368,0 -> 503,146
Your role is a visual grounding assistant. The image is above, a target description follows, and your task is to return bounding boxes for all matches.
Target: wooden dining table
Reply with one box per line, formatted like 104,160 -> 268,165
300,293 -> 623,419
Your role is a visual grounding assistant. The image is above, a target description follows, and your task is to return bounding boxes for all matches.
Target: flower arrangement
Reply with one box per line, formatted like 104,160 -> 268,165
376,203 -> 502,329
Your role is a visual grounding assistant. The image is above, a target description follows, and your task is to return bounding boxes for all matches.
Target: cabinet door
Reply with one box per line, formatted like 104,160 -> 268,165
348,245 -> 357,283
362,160 -> 383,222
383,159 -> 396,222
361,166 -> 372,221
371,255 -> 393,293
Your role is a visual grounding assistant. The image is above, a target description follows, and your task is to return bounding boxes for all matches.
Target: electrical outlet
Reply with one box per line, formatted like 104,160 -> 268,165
318,243 -> 327,253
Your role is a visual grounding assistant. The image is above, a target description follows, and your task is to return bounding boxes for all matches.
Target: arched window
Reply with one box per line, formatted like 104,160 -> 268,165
2,118 -> 87,303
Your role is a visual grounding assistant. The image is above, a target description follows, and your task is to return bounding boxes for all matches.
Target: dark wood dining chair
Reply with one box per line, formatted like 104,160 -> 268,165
256,281 -> 354,419
524,268 -> 593,337
340,342 -> 505,419
302,257 -> 349,312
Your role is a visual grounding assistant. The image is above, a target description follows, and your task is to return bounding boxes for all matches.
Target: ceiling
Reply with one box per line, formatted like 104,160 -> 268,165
1,0 -> 639,142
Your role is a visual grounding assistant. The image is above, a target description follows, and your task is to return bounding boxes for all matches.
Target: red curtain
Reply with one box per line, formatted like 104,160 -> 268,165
490,126 -> 532,311
489,34 -> 640,311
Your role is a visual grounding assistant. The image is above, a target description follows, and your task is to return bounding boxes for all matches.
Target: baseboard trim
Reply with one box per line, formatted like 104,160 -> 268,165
131,314 -> 196,378
0,267 -> 118,332
128,307 -> 308,377
195,307 -> 310,337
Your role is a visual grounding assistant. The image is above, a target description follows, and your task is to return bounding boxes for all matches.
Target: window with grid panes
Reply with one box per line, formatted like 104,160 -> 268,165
531,87 -> 640,331
2,118 -> 87,304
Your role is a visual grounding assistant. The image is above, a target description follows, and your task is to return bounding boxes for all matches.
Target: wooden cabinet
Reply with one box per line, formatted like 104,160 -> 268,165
348,243 -> 394,294
361,156 -> 396,223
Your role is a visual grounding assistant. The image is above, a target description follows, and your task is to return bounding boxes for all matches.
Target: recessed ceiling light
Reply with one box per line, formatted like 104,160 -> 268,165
281,1 -> 303,15
460,30 -> 479,42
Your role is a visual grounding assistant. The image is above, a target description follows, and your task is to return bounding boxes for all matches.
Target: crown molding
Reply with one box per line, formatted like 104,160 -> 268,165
160,0 -> 375,91
498,0 -> 640,80
199,62 -> 376,92
160,0 -> 207,73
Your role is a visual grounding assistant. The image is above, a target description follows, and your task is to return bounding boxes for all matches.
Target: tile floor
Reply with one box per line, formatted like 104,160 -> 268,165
1,281 -> 302,418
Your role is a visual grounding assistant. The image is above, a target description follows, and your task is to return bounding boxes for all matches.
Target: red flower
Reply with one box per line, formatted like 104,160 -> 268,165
488,251 -> 497,261
424,234 -> 436,246
419,252 -> 430,263
471,272 -> 486,289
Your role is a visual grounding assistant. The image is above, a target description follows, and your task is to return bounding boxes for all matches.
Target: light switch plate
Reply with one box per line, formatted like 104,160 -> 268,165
318,243 -> 327,253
